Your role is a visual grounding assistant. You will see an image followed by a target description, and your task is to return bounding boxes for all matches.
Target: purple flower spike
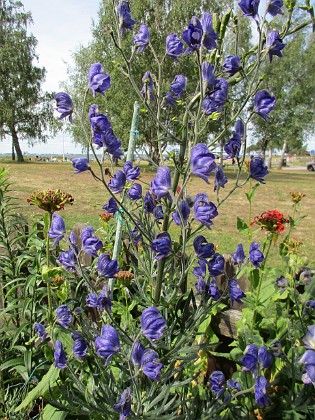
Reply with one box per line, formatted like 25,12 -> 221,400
238,0 -> 260,19
258,346 -> 274,368
233,244 -> 246,265
95,324 -> 120,364
229,279 -> 246,306
128,183 -> 142,201
117,1 -> 136,36
114,388 -> 132,419
86,293 -> 98,308
132,341 -> 145,367
266,31 -> 286,63
57,247 -> 78,272
222,55 -> 242,76
201,12 -> 218,50
134,24 -> 150,52
97,254 -> 120,278
153,205 -> 164,220
241,344 -> 258,374
302,325 -> 315,350
202,62 -> 216,90
34,323 -> 47,342
56,304 -> 72,328
209,371 -> 226,399
97,287 -> 112,313
182,16 -> 203,54
144,191 -> 155,213
102,197 -> 119,215
150,166 -> 171,200
299,349 -> 315,384
208,253 -> 225,276
73,338 -> 88,360
141,348 -> 163,381
209,279 -> 221,301
250,157 -> 269,183
150,232 -> 172,260
255,376 -> 271,408
88,63 -> 111,97
166,33 -> 184,59
48,214 -> 66,245
172,200 -> 190,226
190,143 -> 216,183
202,78 -> 228,115
81,226 -> 103,257
141,71 -> 155,101
109,170 -> 127,194
141,306 -> 166,340
193,235 -> 215,259
72,158 -> 89,174
54,340 -> 67,369
254,90 -> 276,120
193,259 -> 207,282
55,92 -> 74,123
267,0 -> 283,16
170,75 -> 187,99
214,166 -> 228,191
123,161 -> 140,181
193,193 -> 218,228
249,242 -> 265,268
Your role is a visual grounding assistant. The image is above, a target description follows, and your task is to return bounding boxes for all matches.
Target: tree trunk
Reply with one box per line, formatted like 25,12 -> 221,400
11,126 -> 24,162
278,141 -> 287,169
262,147 -> 266,161
148,142 -> 160,165
11,142 -> 15,161
268,148 -> 273,169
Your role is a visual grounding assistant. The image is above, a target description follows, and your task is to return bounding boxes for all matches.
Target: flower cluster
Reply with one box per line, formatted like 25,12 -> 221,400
251,209 -> 289,233
27,189 -> 74,214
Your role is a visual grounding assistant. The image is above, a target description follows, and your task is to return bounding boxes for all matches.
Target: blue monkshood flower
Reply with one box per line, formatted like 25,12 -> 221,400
81,226 -> 103,257
88,104 -> 99,120
195,276 -> 207,296
151,232 -> 172,260
222,55 -> 242,76
235,120 -> 245,137
258,346 -> 274,368
254,90 -> 276,120
193,236 -> 215,259
95,324 -> 120,364
130,228 -> 142,245
209,279 -> 221,301
172,200 -> 190,226
134,24 -> 150,52
214,166 -> 228,191
202,62 -> 216,91
56,305 -> 72,328
109,170 -> 127,194
141,71 -> 155,101
233,244 -> 246,265
48,213 -> 66,245
170,75 -> 187,98
55,92 -> 74,123
202,78 -> 229,115
165,91 -> 176,106
190,143 -> 216,183
276,276 -> 288,294
131,341 -> 145,366
102,197 -> 119,215
166,33 -> 184,59
299,349 -> 315,385
73,338 -> 88,360
193,259 -> 207,282
224,132 -> 242,159
144,191 -> 155,213
104,130 -> 124,158
269,340 -> 283,358
249,242 -> 265,268
97,254 -> 120,278
250,157 -> 269,183
255,376 -> 271,408
238,0 -> 260,19
304,301 -> 315,316
201,12 -> 218,50
153,205 -> 164,220
34,323 -> 47,342
150,166 -> 171,200
90,113 -> 111,146
266,31 -> 286,63
57,247 -> 78,272
54,340 -> 67,369
128,183 -> 142,201
140,348 -> 163,381
241,344 -> 259,375
209,371 -> 226,399
88,63 -> 111,97
141,306 -> 166,340
229,279 -> 246,306
114,388 -> 132,420
227,379 -> 242,392
208,253 -> 225,276
267,0 -> 283,16
182,16 -> 203,54
194,193 -> 218,228
123,161 -> 140,181
72,158 -> 89,174
86,293 -> 98,308
117,1 -> 136,36
302,325 -> 315,350
86,288 -> 112,313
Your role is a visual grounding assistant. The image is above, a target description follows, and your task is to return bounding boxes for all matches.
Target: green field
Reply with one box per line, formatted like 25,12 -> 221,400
2,160 -> 315,265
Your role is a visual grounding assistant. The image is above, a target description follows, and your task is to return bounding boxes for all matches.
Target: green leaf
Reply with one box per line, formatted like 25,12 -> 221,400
15,365 -> 59,412
236,217 -> 249,233
40,404 -> 68,420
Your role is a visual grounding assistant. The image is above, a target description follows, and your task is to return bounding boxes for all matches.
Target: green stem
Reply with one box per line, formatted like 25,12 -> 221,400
46,212 -> 53,328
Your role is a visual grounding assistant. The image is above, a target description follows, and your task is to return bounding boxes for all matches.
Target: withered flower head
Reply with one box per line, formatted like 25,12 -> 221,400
290,191 -> 305,204
27,189 -> 74,214
115,270 -> 134,287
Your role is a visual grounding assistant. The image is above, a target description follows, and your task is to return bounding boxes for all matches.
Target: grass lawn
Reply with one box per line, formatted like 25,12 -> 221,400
2,160 -> 315,266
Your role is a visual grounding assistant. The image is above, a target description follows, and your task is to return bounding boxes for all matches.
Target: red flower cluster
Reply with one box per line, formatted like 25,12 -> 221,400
251,209 -> 289,233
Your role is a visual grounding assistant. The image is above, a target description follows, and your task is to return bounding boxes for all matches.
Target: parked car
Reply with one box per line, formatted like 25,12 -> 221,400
307,160 -> 315,171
